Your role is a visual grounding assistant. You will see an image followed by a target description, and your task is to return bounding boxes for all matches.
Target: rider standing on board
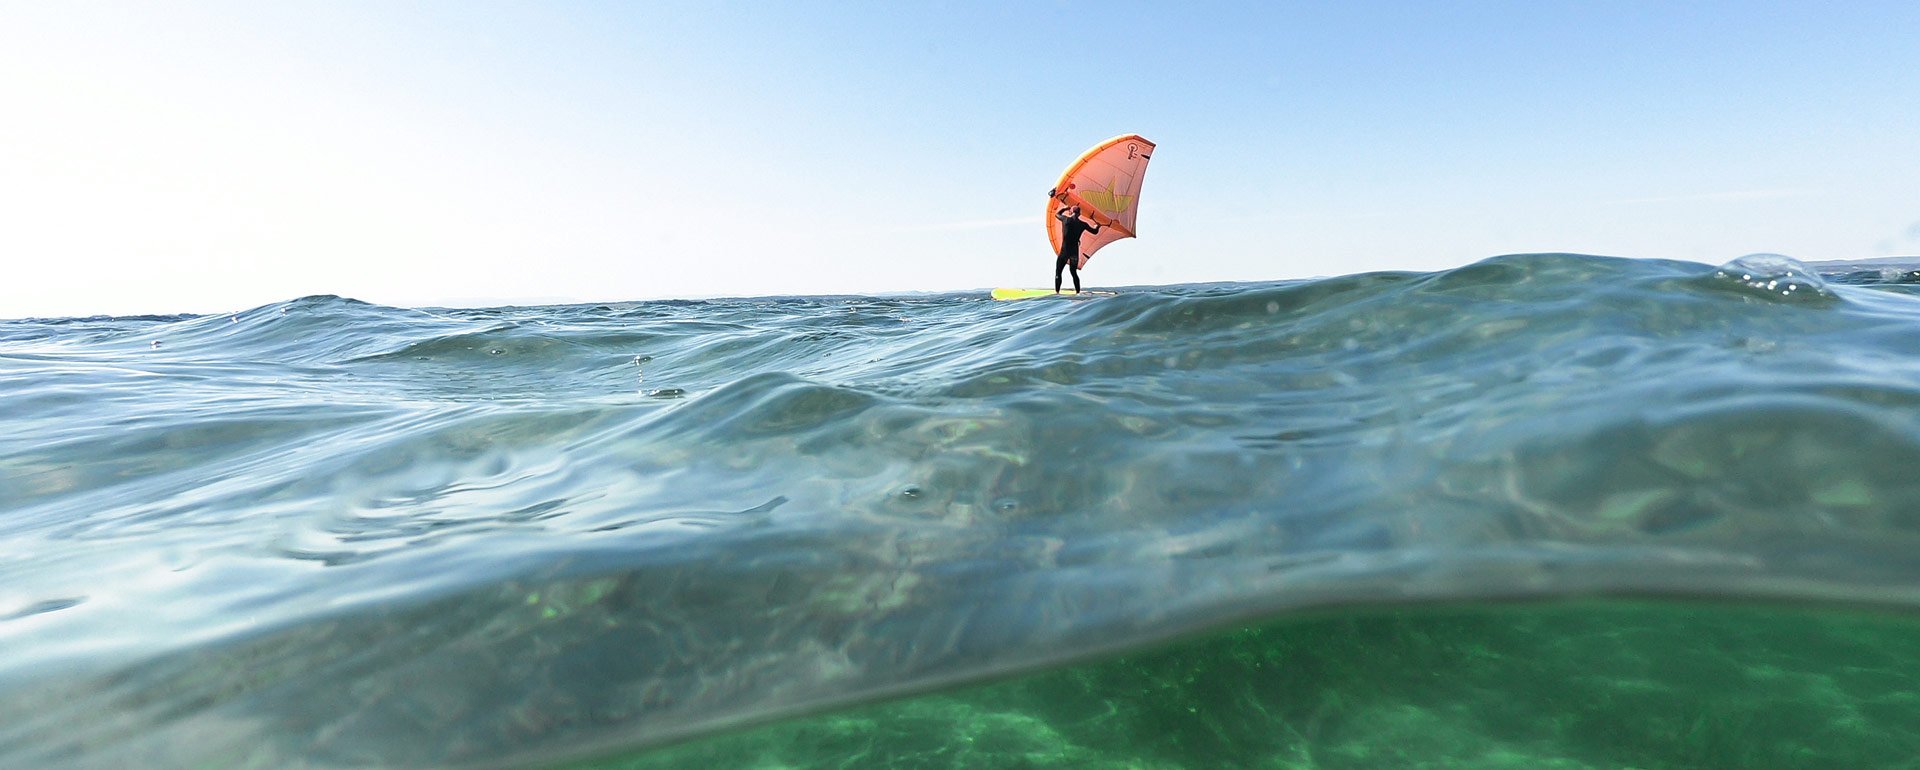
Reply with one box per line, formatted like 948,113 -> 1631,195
1051,193 -> 1101,294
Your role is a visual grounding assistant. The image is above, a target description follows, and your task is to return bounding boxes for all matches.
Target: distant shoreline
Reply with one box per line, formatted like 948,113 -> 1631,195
1807,255 -> 1920,272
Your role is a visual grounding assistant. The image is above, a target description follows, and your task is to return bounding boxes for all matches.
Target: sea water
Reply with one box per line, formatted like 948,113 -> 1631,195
2,253 -> 1918,769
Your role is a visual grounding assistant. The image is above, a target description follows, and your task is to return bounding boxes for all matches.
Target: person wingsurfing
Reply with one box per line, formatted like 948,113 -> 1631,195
1051,194 -> 1101,294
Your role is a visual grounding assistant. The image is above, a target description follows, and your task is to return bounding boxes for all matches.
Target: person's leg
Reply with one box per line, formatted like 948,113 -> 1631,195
1054,252 -> 1069,293
1068,260 -> 1081,293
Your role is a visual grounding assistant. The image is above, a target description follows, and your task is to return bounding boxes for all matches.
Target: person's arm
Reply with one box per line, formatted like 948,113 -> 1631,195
1085,217 -> 1101,235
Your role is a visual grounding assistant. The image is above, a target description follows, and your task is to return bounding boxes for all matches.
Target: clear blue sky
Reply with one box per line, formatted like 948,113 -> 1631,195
4,1 -> 1917,318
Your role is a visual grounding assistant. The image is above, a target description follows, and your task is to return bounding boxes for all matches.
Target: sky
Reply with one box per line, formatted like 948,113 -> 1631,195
3,1 -> 1918,318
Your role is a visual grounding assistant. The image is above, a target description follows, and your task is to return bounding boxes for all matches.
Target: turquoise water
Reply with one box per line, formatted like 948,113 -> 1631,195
2,253 -> 1918,769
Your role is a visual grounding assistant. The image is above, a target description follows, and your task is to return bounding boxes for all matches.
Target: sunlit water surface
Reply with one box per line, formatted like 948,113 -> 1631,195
3,253 -> 1918,769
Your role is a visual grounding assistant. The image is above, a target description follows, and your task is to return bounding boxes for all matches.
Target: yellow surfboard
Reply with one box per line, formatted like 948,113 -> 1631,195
991,288 -> 1115,301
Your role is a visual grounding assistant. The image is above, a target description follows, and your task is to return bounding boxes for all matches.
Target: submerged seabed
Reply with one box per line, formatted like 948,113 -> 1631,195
603,601 -> 1920,770
1,253 -> 1918,769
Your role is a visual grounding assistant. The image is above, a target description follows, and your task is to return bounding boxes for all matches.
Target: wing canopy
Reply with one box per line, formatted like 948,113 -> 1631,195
1046,134 -> 1155,268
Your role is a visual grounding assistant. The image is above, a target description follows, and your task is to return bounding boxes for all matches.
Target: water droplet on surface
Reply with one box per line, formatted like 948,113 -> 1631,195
1713,254 -> 1830,301
900,486 -> 922,500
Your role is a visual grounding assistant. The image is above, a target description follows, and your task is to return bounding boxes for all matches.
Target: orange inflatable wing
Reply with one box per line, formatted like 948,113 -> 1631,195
1046,134 -> 1155,269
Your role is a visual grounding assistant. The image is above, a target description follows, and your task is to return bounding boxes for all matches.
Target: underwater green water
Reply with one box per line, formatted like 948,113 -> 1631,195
588,601 -> 1920,770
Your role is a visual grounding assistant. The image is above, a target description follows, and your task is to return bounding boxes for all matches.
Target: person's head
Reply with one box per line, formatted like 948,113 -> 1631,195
1067,205 -> 1081,216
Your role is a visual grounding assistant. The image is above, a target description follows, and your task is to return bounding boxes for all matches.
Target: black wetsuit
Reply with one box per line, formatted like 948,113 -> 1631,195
1055,211 -> 1100,293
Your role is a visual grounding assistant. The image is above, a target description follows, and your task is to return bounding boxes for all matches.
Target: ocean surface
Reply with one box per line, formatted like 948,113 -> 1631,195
3,253 -> 1919,770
